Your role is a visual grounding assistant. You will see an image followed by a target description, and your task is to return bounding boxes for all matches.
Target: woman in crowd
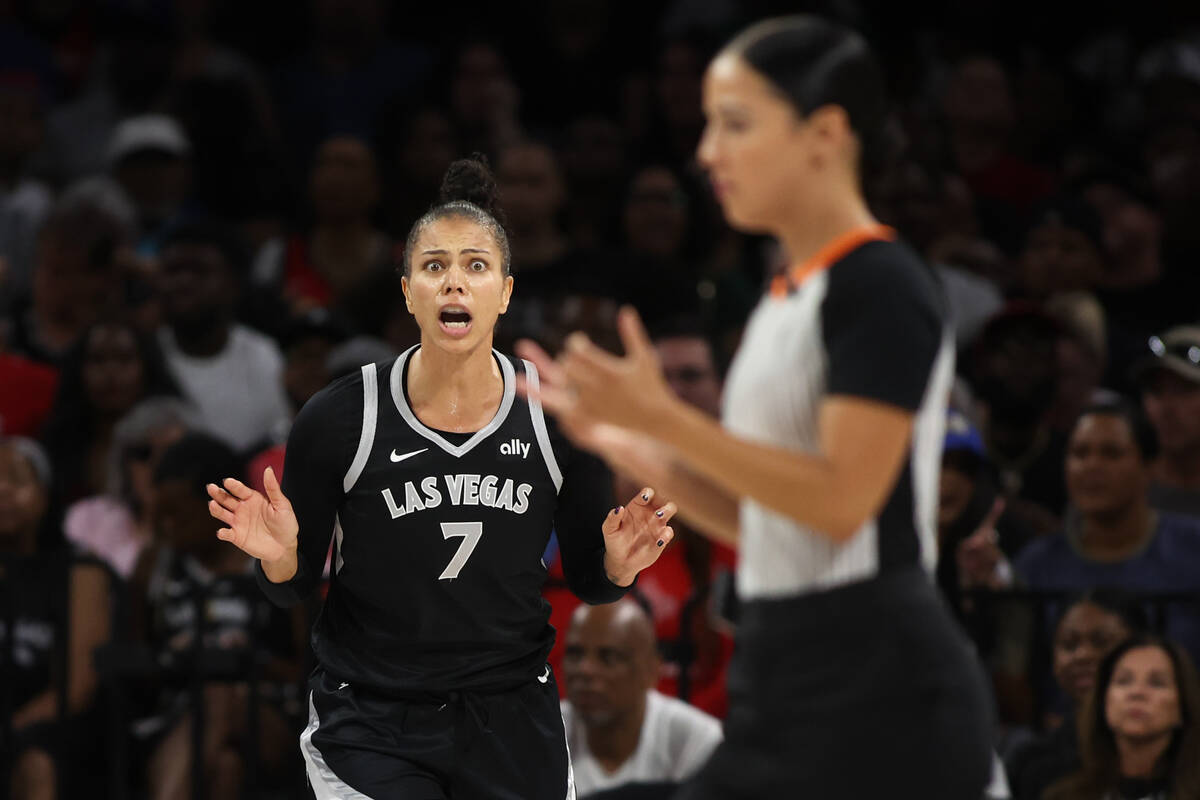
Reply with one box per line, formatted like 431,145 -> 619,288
1046,633 -> 1200,800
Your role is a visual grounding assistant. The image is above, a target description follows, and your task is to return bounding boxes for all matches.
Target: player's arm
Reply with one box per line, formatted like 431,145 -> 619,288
549,426 -> 679,593
209,375 -> 358,607
552,440 -> 634,603
262,377 -> 358,604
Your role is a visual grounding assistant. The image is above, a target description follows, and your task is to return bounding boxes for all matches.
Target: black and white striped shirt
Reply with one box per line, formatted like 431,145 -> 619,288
722,231 -> 953,599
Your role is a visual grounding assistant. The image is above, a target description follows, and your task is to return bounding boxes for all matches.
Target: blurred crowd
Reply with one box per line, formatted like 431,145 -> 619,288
3,1 -> 1200,798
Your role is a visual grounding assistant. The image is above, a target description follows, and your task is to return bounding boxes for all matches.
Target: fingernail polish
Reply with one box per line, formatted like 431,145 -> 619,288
611,507 -> 619,516
618,506 -> 623,513
642,493 -> 649,501
655,510 -> 664,518
657,539 -> 665,547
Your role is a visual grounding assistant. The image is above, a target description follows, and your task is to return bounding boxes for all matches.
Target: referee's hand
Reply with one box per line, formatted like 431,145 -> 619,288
515,306 -> 678,436
601,486 -> 678,586
206,467 -> 299,563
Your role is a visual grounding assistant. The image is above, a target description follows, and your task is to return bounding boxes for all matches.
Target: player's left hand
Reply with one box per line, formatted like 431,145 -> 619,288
515,306 -> 677,436
601,486 -> 677,586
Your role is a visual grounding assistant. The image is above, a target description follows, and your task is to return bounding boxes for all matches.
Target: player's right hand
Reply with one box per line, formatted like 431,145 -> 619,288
206,467 -> 299,563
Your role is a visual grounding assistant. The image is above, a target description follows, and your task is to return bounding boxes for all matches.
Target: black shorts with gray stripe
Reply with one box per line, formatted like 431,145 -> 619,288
301,666 -> 574,800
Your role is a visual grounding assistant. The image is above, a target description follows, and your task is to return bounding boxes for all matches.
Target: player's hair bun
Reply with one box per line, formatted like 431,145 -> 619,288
438,154 -> 507,227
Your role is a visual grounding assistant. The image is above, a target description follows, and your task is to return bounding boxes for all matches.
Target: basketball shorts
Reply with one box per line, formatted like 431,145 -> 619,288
300,665 -> 574,800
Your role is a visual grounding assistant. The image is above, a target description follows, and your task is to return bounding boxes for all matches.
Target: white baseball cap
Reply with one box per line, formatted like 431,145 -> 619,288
106,114 -> 191,166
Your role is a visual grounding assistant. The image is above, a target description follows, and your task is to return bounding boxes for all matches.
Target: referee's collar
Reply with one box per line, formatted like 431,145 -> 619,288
769,224 -> 897,298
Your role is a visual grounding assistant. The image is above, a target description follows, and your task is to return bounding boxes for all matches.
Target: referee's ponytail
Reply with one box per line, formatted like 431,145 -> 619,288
401,153 -> 512,276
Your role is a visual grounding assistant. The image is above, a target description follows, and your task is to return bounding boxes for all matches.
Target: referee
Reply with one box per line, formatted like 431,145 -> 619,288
520,15 -> 993,799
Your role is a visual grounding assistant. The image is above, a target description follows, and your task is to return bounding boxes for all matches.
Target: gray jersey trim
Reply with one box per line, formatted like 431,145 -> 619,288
522,359 -> 563,493
342,364 -> 378,493
389,345 -> 516,458
333,515 -> 344,575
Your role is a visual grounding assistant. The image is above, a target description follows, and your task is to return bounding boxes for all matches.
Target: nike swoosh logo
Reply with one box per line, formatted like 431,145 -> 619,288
390,448 -> 428,463
537,666 -> 550,684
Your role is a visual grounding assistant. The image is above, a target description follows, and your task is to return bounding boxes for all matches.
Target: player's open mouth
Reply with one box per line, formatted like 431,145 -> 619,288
439,306 -> 473,336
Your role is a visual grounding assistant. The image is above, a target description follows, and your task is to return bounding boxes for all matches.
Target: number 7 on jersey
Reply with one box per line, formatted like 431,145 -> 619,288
439,522 -> 483,580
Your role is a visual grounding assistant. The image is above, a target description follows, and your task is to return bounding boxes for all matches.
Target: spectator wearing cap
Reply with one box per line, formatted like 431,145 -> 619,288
156,221 -> 291,454
106,114 -> 194,258
1073,167 -> 1199,395
1135,326 -> 1200,518
1,436 -> 114,800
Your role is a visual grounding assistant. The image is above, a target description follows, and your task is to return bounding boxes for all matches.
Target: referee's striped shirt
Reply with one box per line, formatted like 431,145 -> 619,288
722,227 -> 953,600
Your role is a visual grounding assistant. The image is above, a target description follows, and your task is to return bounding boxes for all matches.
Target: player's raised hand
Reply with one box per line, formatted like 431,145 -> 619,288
600,486 -> 677,586
207,467 -> 299,563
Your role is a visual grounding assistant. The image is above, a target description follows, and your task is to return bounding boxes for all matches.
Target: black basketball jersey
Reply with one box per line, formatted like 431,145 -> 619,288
258,346 -> 627,694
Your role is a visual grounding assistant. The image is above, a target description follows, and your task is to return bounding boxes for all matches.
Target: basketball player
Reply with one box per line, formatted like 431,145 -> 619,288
518,16 -> 993,799
206,157 -> 677,799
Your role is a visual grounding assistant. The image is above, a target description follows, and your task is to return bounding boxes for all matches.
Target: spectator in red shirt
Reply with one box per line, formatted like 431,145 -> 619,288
0,348 -> 57,436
